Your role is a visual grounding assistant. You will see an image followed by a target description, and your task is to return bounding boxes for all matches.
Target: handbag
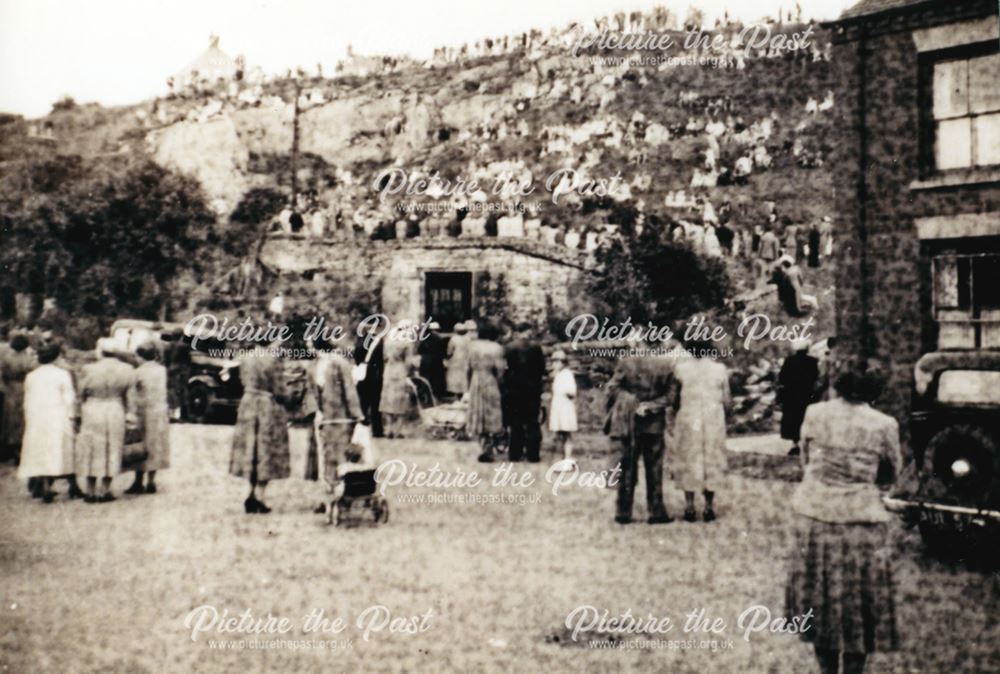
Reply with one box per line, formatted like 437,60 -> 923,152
122,416 -> 147,467
350,422 -> 376,465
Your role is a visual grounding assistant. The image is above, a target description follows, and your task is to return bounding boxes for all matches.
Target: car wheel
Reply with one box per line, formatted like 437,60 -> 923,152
923,425 -> 997,506
184,382 -> 214,424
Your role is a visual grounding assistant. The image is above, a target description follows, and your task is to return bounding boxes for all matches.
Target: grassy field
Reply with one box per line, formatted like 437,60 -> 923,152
1,425 -> 998,673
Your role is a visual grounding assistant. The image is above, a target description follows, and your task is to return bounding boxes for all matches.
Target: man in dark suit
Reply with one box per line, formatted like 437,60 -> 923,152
604,354 -> 675,524
503,322 -> 546,462
417,321 -> 448,400
353,322 -> 385,438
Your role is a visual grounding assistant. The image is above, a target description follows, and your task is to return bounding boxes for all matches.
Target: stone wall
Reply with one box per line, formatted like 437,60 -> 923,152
260,234 -> 594,326
829,0 -> 1000,435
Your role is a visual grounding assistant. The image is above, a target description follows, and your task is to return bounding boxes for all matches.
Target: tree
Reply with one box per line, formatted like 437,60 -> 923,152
0,153 -> 216,344
589,226 -> 731,327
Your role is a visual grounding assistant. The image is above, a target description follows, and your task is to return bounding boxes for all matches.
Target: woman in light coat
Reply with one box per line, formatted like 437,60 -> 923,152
445,321 -> 472,396
668,338 -> 730,522
17,342 -> 76,502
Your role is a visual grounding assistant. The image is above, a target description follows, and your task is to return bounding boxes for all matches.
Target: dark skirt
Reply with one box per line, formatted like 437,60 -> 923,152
786,517 -> 899,654
780,400 -> 809,441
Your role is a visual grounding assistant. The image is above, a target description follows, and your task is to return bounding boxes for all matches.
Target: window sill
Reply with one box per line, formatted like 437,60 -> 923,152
910,167 -> 1000,191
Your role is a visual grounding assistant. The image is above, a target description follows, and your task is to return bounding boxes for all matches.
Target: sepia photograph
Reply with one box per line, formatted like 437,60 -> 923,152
1,0 -> 998,671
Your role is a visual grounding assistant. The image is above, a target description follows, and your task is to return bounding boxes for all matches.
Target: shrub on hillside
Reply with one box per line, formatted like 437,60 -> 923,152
589,226 -> 731,326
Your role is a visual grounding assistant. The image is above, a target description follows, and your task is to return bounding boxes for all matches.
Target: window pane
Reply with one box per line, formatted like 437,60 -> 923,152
973,256 -> 1000,309
933,59 -> 969,119
982,310 -> 1000,348
974,112 -> 1000,166
934,256 -> 960,308
938,322 -> 975,349
968,53 -> 1000,114
982,323 -> 1000,349
936,118 -> 972,169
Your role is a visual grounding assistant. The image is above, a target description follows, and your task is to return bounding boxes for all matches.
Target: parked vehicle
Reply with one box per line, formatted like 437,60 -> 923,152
105,319 -> 242,424
885,351 -> 1000,563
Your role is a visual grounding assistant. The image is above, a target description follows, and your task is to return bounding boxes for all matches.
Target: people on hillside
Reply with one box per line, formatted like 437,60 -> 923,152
774,255 -> 819,316
668,339 -> 731,522
786,357 -> 901,674
17,341 -> 77,503
229,342 -> 290,514
76,339 -> 137,503
124,342 -> 172,495
778,339 -> 820,457
548,349 -> 578,473
808,221 -> 821,268
466,322 -> 507,462
604,354 -> 674,525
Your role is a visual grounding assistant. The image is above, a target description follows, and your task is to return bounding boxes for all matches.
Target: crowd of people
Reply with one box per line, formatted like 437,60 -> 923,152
1,334 -> 171,503
1,316 -> 905,674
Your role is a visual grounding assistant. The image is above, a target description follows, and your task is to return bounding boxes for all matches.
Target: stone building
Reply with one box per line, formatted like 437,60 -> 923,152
827,0 -> 1000,428
261,234 -> 593,330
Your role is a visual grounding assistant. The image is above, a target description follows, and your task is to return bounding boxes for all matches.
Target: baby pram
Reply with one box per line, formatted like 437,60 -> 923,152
409,375 -> 469,440
325,423 -> 389,527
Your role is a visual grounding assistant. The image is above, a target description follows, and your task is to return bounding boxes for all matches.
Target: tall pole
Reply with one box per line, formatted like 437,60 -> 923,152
291,80 -> 301,207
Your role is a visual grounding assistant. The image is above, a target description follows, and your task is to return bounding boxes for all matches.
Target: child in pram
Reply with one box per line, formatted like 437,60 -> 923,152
310,347 -> 387,525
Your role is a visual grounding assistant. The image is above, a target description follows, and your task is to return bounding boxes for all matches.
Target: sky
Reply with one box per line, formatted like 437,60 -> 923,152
0,0 -> 855,118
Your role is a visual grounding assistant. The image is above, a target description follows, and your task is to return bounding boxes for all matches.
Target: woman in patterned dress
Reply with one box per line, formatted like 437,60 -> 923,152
379,320 -> 418,438
229,344 -> 290,514
785,357 -> 901,674
124,342 -> 171,495
465,322 -> 506,462
76,339 -> 137,503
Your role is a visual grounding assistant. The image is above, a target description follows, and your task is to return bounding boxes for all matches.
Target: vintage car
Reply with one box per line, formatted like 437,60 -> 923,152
106,319 -> 242,424
885,351 -> 1000,561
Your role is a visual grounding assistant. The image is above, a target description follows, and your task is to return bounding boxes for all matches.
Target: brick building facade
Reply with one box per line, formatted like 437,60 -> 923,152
828,0 -> 1000,432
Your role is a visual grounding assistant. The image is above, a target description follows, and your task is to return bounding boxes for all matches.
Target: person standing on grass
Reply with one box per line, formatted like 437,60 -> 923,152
17,341 -> 77,503
76,338 -> 137,503
778,339 -> 820,457
308,338 -> 363,513
124,342 -> 171,495
1,332 -> 35,464
445,321 -> 472,397
418,321 -> 447,400
547,349 -> 577,473
229,341 -> 290,514
604,355 -> 674,525
466,321 -> 507,463
503,322 -> 546,463
354,320 -> 385,438
667,338 -> 731,522
380,319 -> 418,439
786,357 -> 901,674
